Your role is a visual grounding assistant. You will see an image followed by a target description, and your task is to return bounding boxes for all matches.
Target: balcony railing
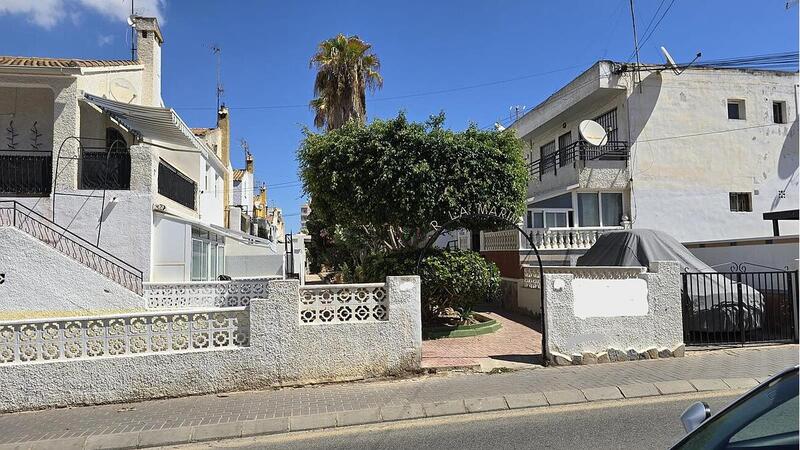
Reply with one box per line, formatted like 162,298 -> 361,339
481,226 -> 623,252
528,140 -> 628,179
0,149 -> 52,196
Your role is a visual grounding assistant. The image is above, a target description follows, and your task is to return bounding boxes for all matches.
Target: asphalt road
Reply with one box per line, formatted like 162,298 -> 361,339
176,391 -> 742,450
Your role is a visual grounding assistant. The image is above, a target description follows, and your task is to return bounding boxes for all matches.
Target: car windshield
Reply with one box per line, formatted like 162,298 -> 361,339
674,369 -> 799,449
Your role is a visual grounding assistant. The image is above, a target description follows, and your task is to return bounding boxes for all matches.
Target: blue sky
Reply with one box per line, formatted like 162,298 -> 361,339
1,0 -> 797,231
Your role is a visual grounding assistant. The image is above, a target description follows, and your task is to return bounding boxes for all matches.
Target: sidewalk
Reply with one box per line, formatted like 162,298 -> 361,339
0,345 -> 796,449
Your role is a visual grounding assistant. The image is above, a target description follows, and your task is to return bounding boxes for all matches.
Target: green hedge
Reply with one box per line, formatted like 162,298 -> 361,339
352,249 -> 500,323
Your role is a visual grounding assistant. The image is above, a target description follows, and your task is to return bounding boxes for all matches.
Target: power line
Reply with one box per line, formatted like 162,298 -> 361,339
626,0 -> 678,62
174,63 -> 590,112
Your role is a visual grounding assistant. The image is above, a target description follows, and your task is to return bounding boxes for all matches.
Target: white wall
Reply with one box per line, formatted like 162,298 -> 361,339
151,213 -> 191,282
198,158 -> 225,226
687,236 -> 799,271
628,69 -> 799,241
224,238 -> 284,278
0,228 -> 144,319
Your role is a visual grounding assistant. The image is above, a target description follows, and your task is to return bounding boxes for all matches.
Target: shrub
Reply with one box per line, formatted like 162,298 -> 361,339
353,249 -> 500,323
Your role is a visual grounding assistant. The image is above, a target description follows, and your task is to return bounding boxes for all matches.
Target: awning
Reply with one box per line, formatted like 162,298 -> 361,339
82,93 -> 210,155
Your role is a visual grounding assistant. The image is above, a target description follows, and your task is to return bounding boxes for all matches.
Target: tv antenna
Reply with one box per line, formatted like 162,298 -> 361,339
210,44 -> 224,112
510,105 -> 526,121
660,46 -> 702,75
240,138 -> 250,157
126,0 -> 137,61
628,0 -> 642,92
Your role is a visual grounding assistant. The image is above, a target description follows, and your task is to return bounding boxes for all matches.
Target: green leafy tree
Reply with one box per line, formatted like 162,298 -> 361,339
309,34 -> 383,131
298,112 -> 527,271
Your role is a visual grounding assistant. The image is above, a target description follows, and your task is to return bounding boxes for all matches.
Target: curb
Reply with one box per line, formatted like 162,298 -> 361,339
0,377 -> 760,449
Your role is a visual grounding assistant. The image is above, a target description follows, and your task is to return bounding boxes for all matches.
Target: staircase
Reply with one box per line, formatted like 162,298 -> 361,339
0,200 -> 143,295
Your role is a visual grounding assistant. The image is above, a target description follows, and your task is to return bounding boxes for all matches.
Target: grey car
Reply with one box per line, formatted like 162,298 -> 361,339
672,366 -> 798,449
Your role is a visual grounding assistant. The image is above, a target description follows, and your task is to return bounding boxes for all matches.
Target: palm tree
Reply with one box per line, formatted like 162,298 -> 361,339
310,34 -> 383,131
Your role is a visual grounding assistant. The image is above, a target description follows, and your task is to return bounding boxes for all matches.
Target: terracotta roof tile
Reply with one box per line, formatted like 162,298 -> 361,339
191,127 -> 212,136
0,56 -> 141,68
232,169 -> 245,181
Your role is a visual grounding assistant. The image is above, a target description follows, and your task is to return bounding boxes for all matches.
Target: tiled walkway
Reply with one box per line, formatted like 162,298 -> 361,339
421,306 -> 543,370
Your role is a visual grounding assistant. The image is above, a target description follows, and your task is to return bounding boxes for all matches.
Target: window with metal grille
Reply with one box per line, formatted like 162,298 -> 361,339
540,140 -> 556,174
594,108 -> 618,142
80,128 -> 131,190
729,192 -> 752,212
557,131 -> 572,167
158,160 -> 196,210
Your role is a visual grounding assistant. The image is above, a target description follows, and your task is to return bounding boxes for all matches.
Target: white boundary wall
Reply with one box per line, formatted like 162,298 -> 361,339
0,277 -> 421,412
543,261 -> 684,364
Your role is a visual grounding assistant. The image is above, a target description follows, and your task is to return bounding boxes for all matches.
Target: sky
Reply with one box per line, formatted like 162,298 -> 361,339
1,0 -> 798,231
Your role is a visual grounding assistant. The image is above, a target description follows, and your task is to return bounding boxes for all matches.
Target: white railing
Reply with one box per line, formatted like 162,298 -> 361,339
144,280 -> 271,309
0,307 -> 249,365
457,232 -> 471,250
298,283 -> 388,324
525,227 -> 623,250
481,227 -> 623,251
521,265 -> 646,288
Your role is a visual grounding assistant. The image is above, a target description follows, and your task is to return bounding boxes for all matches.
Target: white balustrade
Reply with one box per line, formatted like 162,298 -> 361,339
298,283 -> 388,324
144,280 -> 271,309
0,307 -> 249,365
523,227 -> 623,250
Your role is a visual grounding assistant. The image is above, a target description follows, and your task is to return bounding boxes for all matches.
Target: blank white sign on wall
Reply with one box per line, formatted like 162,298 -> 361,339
572,278 -> 649,319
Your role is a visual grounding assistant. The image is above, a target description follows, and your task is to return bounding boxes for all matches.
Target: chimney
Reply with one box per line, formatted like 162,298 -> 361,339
245,152 -> 254,174
217,106 -> 232,226
133,16 -> 164,107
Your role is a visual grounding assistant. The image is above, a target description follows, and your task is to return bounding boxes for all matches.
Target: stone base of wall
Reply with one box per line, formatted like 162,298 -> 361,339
549,344 -> 685,366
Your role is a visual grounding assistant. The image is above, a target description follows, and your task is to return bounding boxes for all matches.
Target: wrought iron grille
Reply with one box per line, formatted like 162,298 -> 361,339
0,149 -> 52,196
80,148 -> 131,190
158,160 -> 196,210
528,140 -> 629,178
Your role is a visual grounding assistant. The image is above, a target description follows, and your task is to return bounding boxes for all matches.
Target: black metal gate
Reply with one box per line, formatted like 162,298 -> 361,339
682,268 -> 798,346
284,233 -> 299,279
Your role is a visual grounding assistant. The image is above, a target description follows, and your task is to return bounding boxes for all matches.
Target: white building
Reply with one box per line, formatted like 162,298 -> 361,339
0,16 -> 282,307
300,203 -> 310,232
498,60 -> 798,265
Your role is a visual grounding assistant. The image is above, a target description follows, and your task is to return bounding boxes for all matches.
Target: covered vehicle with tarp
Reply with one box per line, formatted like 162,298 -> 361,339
577,229 -> 764,332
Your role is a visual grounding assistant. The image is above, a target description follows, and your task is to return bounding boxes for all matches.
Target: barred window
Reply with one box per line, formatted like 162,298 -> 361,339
79,128 -> 131,190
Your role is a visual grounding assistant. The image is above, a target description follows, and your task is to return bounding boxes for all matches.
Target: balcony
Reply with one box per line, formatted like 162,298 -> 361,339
528,140 -> 629,180
0,149 -> 52,196
481,226 -> 623,252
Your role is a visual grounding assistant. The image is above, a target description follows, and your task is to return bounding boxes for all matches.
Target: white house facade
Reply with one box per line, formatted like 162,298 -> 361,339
496,60 -> 798,265
0,16 -> 282,302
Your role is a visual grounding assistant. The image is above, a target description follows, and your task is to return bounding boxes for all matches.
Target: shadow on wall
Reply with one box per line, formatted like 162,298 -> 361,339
773,119 -> 799,210
628,71 -> 663,144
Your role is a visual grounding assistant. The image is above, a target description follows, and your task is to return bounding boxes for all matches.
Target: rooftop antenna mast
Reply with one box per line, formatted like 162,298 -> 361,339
210,44 -> 224,112
628,0 -> 642,92
127,0 -> 137,61
240,138 -> 250,159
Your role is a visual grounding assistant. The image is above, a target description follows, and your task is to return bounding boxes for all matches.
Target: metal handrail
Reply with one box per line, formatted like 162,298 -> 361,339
528,140 -> 629,179
0,200 -> 143,294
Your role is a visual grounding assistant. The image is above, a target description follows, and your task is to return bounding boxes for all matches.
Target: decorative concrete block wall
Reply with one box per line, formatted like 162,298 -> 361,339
543,261 -> 684,365
0,276 -> 421,412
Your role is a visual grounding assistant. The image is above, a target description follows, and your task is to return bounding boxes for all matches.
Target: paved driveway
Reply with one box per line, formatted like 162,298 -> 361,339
422,306 -> 543,371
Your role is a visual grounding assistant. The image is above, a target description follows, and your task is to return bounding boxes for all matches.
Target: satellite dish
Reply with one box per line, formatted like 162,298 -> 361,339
109,78 -> 137,103
494,123 -> 506,131
579,120 -> 608,146
127,15 -> 136,27
661,46 -> 677,69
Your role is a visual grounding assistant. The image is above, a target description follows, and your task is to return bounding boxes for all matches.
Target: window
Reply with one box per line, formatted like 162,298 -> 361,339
729,192 -> 752,212
773,101 -> 786,124
191,229 -> 225,281
158,160 -> 196,210
727,99 -> 746,120
578,192 -> 624,227
594,108 -> 618,142
80,127 -> 131,190
558,131 -> 572,167
204,163 -> 210,191
601,192 -> 623,227
540,140 -> 556,174
577,193 -> 600,226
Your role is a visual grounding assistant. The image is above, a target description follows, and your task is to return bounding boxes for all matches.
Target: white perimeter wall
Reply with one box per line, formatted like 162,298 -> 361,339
687,236 -> 799,271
